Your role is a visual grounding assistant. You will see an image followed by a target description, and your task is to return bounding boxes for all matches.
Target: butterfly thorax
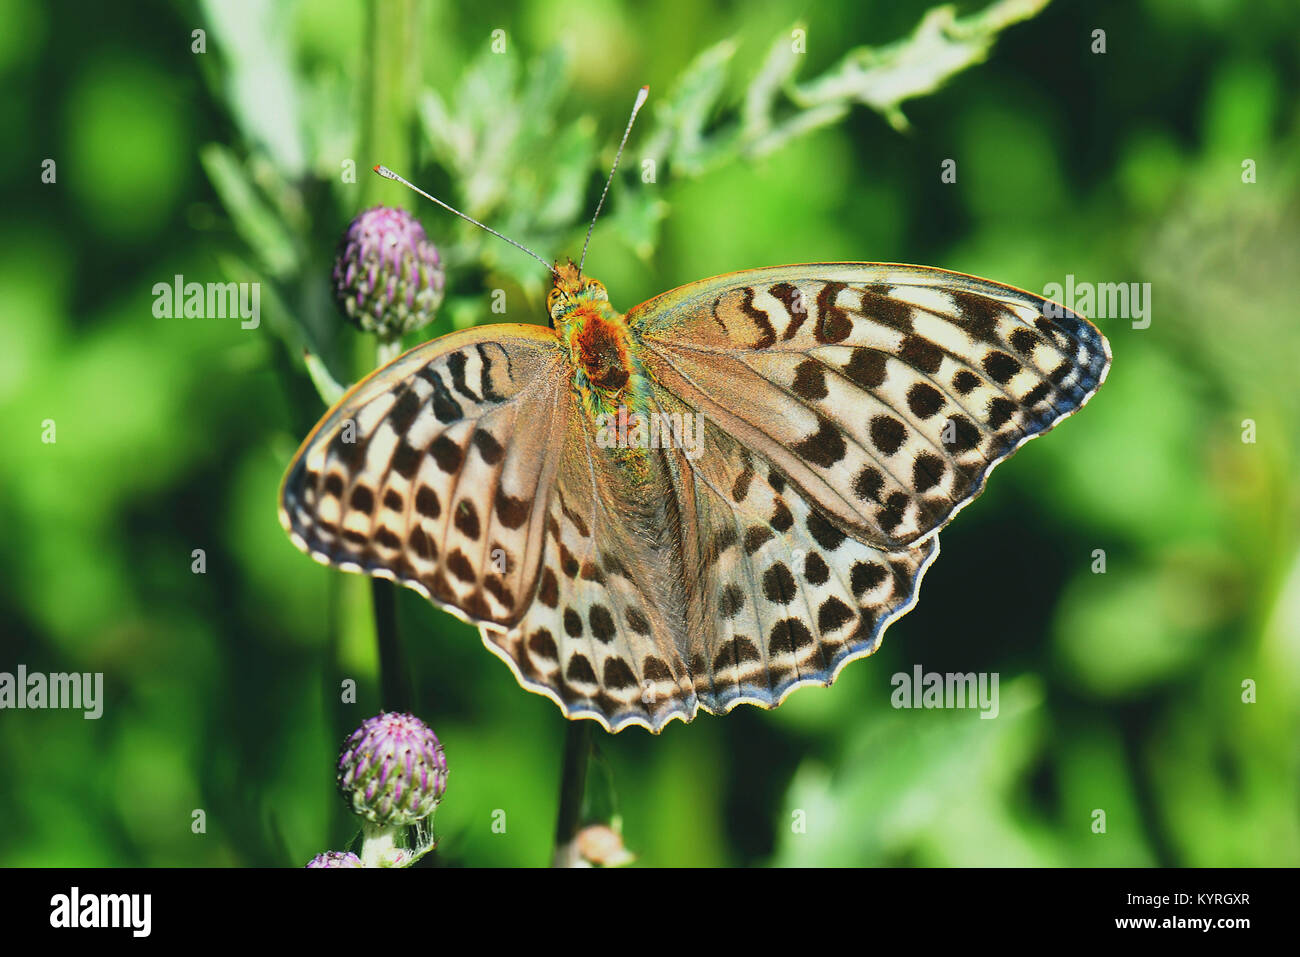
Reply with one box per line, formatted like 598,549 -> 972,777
548,265 -> 640,419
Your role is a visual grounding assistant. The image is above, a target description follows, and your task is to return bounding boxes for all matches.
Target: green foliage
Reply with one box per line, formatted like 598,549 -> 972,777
2,0 -> 1297,868
791,0 -> 1052,132
204,1 -> 1051,335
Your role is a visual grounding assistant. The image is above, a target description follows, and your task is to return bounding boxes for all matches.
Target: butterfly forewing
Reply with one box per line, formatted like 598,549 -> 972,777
279,326 -> 570,627
630,264 -> 1110,552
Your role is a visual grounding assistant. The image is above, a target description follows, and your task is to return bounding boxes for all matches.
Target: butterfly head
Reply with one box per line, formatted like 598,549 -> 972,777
547,260 -> 610,324
546,259 -> 637,409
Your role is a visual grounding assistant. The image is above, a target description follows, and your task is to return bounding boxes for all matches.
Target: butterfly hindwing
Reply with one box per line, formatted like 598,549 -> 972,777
480,405 -> 702,731
646,384 -> 940,718
279,325 -> 571,628
483,375 -> 942,733
630,263 -> 1110,551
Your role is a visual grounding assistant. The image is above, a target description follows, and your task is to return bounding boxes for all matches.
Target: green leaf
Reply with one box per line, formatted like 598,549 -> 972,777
645,39 -> 739,177
200,145 -> 299,277
532,117 -> 598,232
792,0 -> 1052,131
742,27 -> 805,143
199,0 -> 307,176
607,186 -> 670,262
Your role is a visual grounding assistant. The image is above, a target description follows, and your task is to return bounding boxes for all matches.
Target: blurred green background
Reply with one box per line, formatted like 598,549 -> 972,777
2,0 -> 1298,867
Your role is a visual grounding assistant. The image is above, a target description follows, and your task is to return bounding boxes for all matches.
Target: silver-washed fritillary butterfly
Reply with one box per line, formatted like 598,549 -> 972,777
279,88 -> 1110,732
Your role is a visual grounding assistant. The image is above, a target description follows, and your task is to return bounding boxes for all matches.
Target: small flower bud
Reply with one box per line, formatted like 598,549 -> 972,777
332,206 -> 444,341
306,850 -> 363,868
337,712 -> 448,826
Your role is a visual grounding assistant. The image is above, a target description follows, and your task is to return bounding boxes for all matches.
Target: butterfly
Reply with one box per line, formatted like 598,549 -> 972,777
279,91 -> 1110,733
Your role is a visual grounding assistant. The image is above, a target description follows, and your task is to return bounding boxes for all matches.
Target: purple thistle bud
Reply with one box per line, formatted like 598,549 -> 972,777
331,206 -> 445,341
337,712 -> 448,826
306,850 -> 363,868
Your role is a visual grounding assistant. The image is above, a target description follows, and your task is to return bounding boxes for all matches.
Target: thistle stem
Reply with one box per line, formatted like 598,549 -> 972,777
371,578 -> 410,712
362,0 -> 416,713
362,0 -> 420,209
551,720 -> 593,867
359,819 -> 399,868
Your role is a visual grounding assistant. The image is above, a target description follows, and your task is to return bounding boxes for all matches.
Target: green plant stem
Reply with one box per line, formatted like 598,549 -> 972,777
362,0 -> 421,209
359,819 -> 399,867
551,720 -> 593,867
368,337 -> 409,714
368,342 -> 409,716
371,578 -> 410,712
361,0 -> 421,715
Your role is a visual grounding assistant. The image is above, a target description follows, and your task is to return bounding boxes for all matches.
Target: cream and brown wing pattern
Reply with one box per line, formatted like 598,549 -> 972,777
478,259 -> 1114,732
280,325 -> 703,732
478,402 -> 703,731
279,325 -> 571,628
481,394 -> 939,732
631,263 -> 1110,552
280,264 -> 1109,733
644,383 -> 940,723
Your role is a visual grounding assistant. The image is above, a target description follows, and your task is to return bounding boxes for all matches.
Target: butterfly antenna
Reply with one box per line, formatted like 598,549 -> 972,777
372,165 -> 558,278
578,85 -> 649,275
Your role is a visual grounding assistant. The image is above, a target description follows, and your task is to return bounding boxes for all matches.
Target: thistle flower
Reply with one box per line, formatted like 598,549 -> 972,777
306,850 -> 363,868
332,206 -> 444,341
337,712 -> 448,826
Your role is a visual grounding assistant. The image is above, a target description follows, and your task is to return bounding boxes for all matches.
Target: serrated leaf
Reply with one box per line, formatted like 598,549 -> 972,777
644,39 -> 738,176
791,0 -> 1051,131
742,25 -> 805,142
748,102 -> 850,160
214,251 -> 301,346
